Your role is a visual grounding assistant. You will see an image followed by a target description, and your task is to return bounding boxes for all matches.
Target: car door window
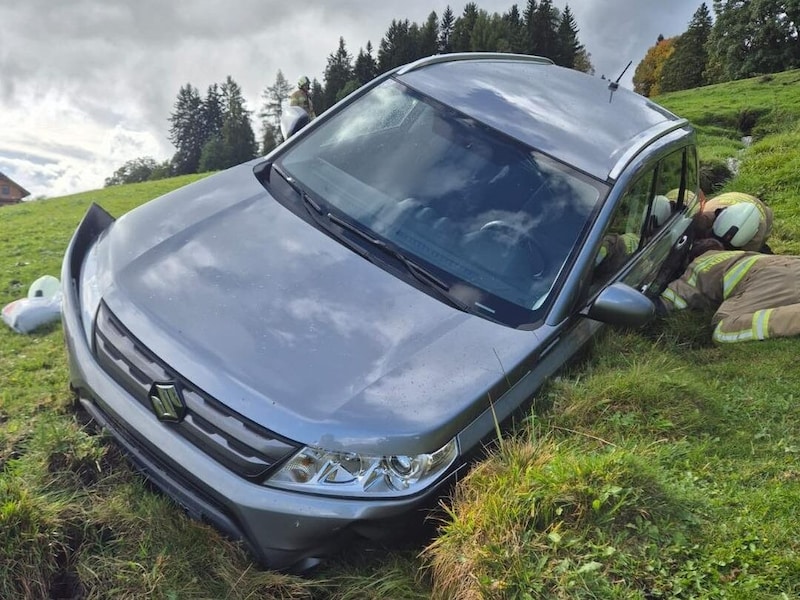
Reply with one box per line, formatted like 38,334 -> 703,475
591,170 -> 653,289
662,146 -> 699,209
652,149 -> 684,231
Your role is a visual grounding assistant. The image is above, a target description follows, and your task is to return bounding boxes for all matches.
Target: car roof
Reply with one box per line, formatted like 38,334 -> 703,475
395,54 -> 688,182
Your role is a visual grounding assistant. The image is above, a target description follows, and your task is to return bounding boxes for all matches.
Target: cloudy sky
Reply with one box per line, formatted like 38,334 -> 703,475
0,0 -> 703,199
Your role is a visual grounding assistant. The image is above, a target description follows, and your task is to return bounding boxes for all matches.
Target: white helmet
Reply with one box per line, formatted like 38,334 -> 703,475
298,75 -> 310,89
712,202 -> 760,248
650,195 -> 672,228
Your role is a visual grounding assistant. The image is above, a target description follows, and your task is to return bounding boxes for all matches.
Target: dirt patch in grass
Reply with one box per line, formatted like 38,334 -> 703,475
47,442 -> 126,489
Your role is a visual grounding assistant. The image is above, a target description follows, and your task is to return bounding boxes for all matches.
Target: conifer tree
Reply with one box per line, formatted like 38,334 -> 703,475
378,19 -> 416,73
523,0 -> 538,54
260,123 -> 280,156
451,3 -> 480,52
438,5 -> 455,53
354,41 -> 378,84
502,4 -> 526,54
555,5 -> 582,68
258,70 -> 291,151
195,84 -> 224,172
470,10 -> 502,52
659,3 -> 713,92
324,37 -> 354,108
310,78 -> 325,114
260,71 -> 291,129
220,75 -> 257,167
409,21 -> 422,59
201,84 -> 223,148
198,135 -> 226,172
168,83 -> 204,175
529,0 -> 560,59
419,11 -> 440,57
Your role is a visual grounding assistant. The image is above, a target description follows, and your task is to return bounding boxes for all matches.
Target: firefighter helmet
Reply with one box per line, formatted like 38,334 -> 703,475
650,195 -> 672,228
712,201 -> 760,248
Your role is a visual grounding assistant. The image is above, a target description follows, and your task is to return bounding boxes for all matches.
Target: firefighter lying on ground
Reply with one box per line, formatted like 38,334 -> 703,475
659,239 -> 800,343
657,192 -> 789,344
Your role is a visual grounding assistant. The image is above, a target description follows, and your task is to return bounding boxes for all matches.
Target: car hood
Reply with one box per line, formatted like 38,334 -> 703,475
98,163 -> 541,454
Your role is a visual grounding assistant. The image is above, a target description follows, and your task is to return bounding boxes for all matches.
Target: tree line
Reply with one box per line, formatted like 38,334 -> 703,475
633,1 -> 800,97
106,0 -> 800,186
106,1 -> 591,186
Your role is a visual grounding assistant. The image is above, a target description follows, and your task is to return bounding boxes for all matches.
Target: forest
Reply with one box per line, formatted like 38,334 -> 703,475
104,0 -> 800,186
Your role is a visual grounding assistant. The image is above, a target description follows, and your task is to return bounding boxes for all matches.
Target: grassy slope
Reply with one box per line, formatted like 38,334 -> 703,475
2,71 -> 800,599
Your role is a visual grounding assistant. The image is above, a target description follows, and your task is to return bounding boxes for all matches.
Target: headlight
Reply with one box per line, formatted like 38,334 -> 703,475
267,438 -> 459,498
79,242 -> 102,343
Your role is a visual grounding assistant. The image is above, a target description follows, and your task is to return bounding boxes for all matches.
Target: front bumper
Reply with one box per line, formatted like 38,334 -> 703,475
60,204 -> 453,570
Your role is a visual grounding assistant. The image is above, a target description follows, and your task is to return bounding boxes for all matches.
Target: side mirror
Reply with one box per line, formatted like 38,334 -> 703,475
281,106 -> 311,140
586,282 -> 655,328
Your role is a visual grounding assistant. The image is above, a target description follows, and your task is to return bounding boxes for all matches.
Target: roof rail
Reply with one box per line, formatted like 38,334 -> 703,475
395,52 -> 554,75
608,119 -> 691,181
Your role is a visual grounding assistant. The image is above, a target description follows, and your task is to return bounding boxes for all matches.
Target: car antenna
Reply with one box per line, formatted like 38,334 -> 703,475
608,60 -> 632,102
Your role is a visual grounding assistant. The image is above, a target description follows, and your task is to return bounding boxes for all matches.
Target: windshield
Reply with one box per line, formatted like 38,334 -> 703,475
279,79 -> 605,325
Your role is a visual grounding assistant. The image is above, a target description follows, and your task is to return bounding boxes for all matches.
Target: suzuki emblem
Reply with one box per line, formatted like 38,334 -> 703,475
149,382 -> 186,422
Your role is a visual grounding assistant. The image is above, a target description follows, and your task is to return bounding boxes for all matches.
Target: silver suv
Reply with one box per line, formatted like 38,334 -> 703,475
62,53 -> 700,571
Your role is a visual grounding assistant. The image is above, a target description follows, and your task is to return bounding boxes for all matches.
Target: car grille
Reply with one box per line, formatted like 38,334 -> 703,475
93,302 -> 299,481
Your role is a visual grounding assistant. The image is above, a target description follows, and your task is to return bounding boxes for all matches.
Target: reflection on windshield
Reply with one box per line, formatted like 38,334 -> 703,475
280,79 -> 603,324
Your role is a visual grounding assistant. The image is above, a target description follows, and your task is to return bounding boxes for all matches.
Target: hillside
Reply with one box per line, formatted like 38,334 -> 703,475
2,71 -> 800,599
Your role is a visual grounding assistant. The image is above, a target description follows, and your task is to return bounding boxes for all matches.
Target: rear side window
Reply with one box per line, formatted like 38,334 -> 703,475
591,146 -> 689,290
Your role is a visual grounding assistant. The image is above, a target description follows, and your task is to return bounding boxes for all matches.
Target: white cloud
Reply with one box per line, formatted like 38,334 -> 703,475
0,84 -> 169,197
0,0 -> 700,198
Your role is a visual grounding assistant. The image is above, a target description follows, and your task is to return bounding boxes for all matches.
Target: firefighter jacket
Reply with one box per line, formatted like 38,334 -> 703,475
289,88 -> 315,119
694,192 -> 773,252
660,250 -> 800,343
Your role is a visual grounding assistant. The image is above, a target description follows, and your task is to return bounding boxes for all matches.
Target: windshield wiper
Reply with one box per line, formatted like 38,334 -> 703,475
270,164 -> 468,312
327,213 -> 469,312
270,162 -> 299,193
271,163 -> 323,214
271,165 -> 384,265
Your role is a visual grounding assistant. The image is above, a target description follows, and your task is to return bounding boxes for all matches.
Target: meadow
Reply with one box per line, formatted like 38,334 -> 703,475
2,70 -> 800,599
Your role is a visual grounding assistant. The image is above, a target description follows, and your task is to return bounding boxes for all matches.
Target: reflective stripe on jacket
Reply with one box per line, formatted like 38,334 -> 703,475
660,250 -> 752,312
663,251 -> 800,343
713,309 -> 773,343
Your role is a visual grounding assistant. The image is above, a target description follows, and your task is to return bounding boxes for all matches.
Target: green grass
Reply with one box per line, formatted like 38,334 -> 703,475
3,71 -> 800,598
657,69 -> 800,197
427,329 -> 800,599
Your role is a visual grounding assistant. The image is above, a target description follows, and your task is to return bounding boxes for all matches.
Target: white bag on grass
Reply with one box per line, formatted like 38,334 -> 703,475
2,275 -> 63,334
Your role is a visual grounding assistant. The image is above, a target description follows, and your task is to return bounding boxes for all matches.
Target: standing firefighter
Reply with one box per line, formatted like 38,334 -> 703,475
695,191 -> 773,252
289,75 -> 315,120
659,242 -> 800,343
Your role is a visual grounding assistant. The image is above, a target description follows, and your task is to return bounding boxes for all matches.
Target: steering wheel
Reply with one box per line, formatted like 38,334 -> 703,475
477,220 -> 547,279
